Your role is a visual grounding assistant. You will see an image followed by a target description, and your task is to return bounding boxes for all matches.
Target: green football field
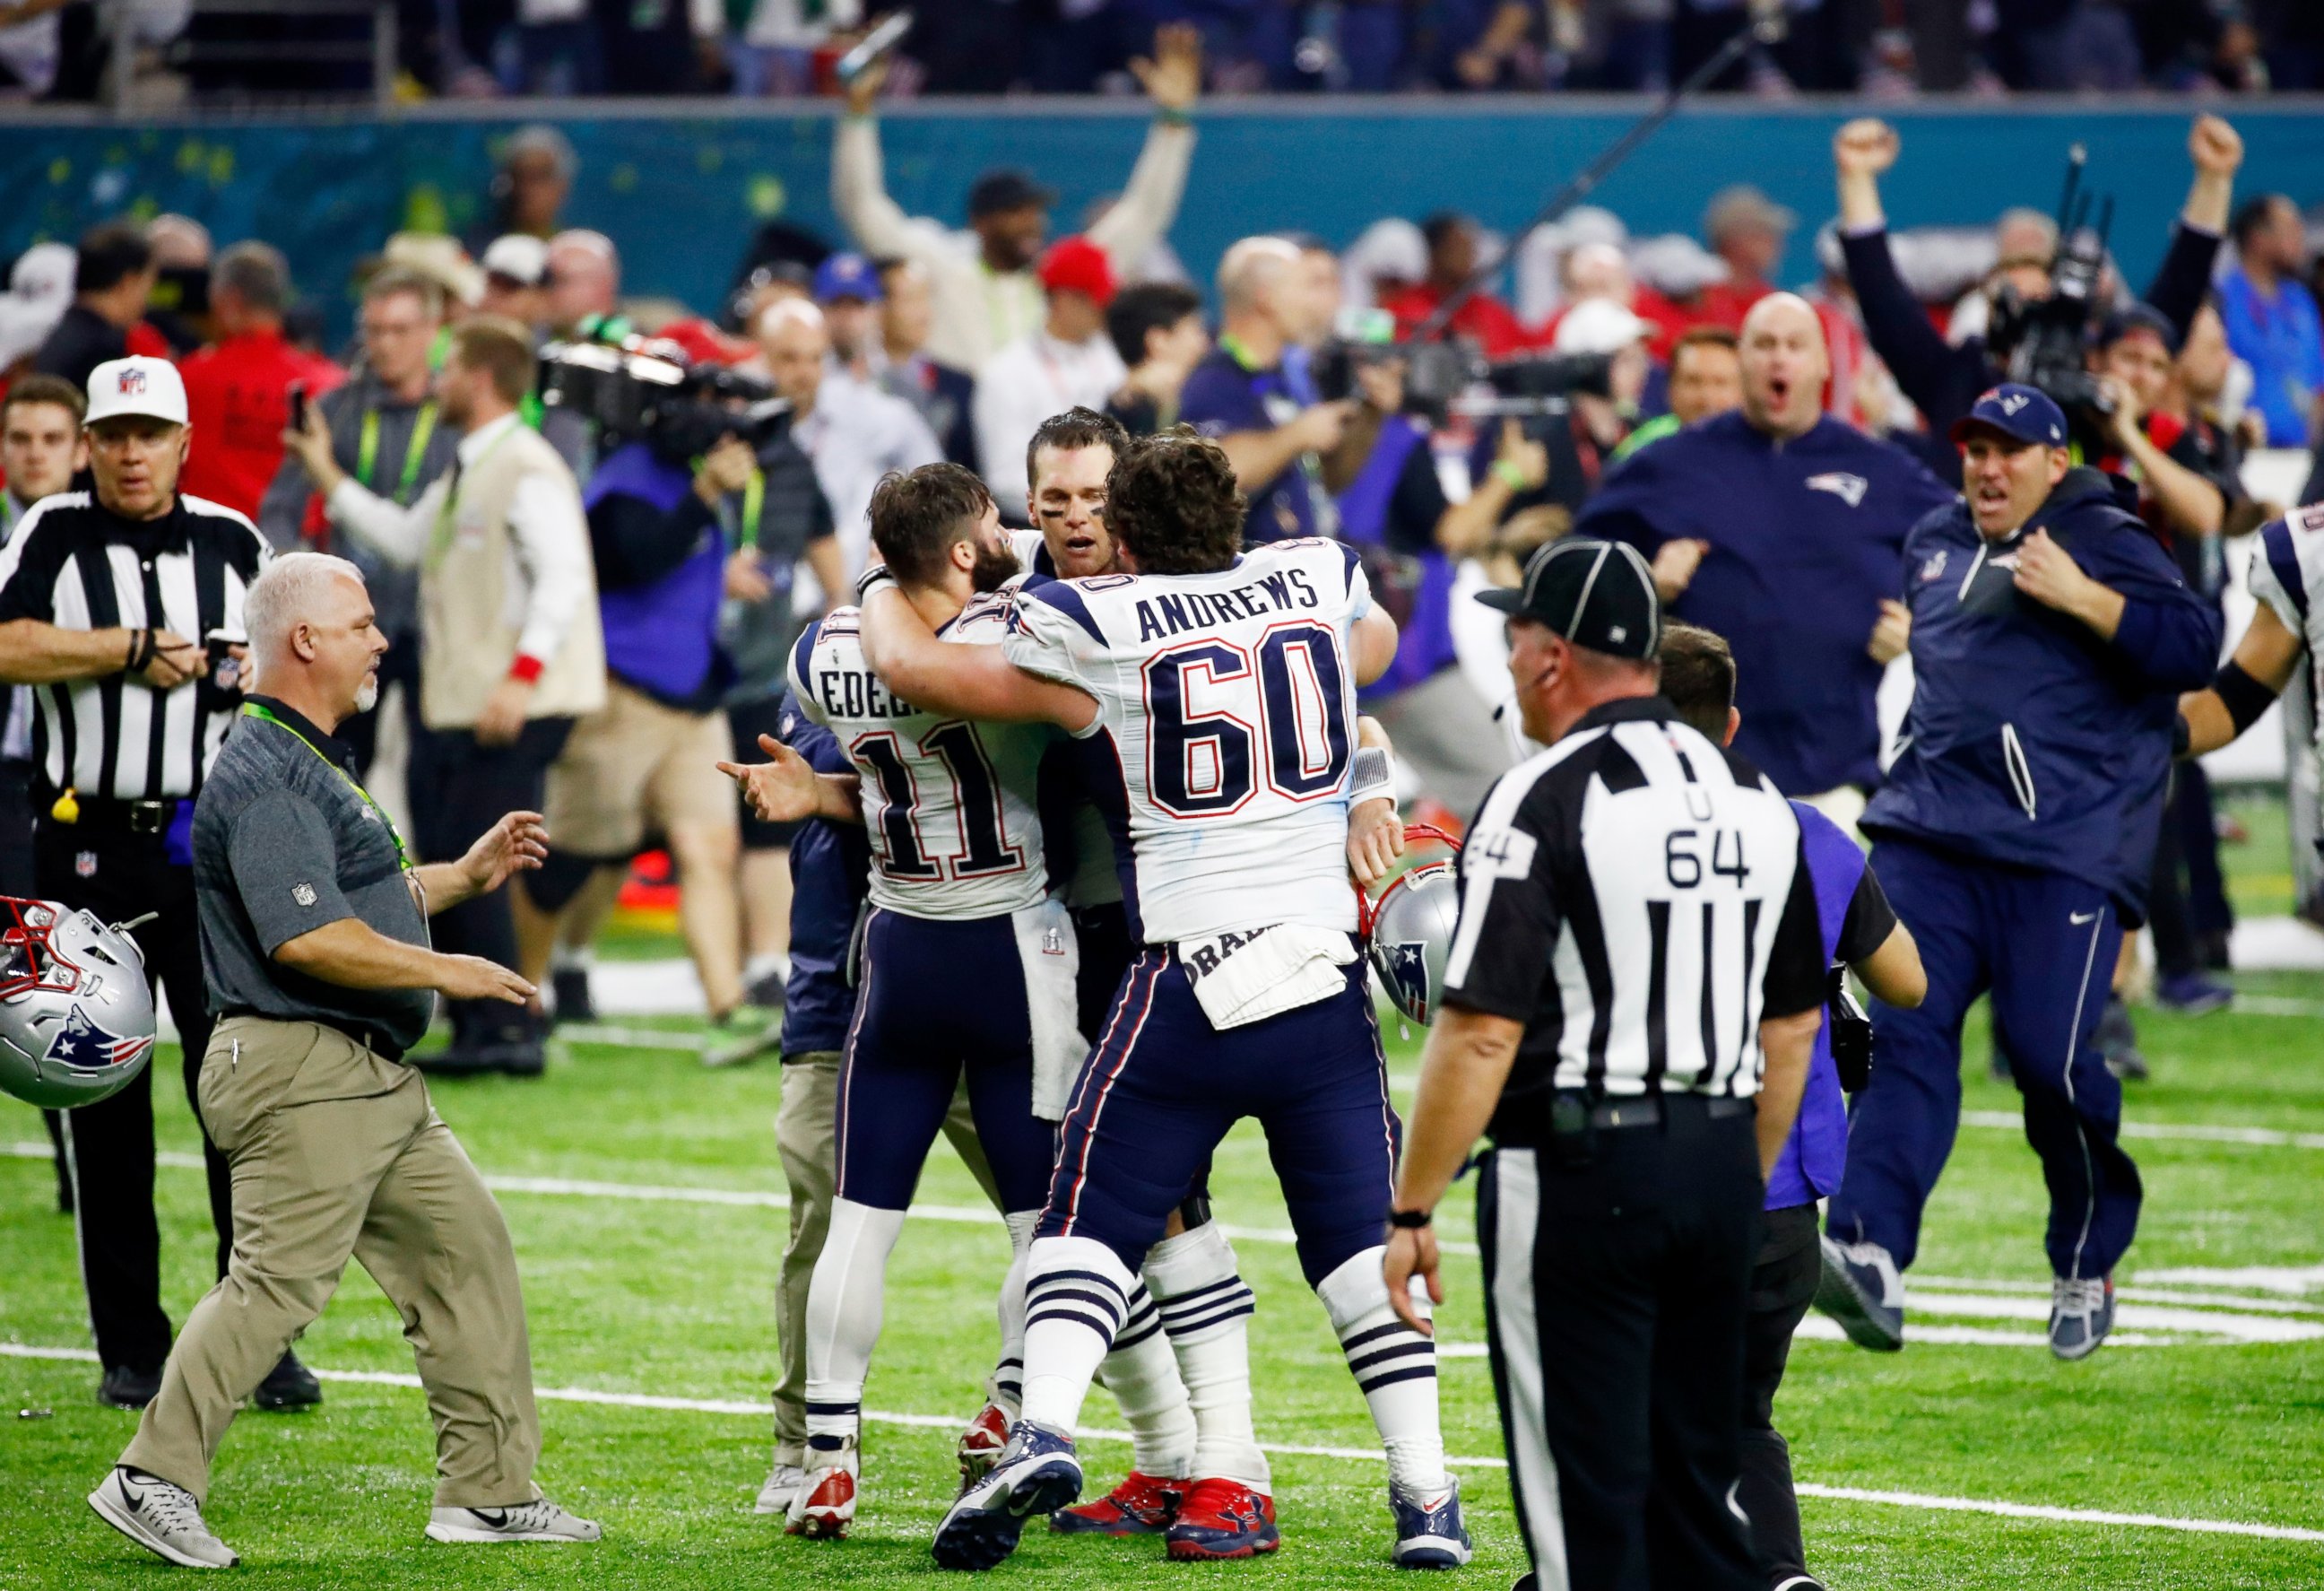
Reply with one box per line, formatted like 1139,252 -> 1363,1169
4,958 -> 2322,1591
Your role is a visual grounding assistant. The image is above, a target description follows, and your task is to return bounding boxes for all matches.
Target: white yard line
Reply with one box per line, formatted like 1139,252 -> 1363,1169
5,1342 -> 2319,1543
1958,1110 -> 2324,1152
0,1143 -> 1475,1256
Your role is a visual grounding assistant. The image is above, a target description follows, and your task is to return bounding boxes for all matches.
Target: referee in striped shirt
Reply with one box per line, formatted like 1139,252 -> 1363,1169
1385,538 -> 1826,1591
0,355 -> 317,1414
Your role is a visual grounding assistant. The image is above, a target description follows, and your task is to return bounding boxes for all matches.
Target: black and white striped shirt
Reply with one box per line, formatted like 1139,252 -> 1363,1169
0,491 -> 268,803
1441,695 -> 1825,1117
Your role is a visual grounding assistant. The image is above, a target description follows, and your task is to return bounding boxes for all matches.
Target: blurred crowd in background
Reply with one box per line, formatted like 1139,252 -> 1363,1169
2,39 -> 2319,1069
3,0 -> 2323,106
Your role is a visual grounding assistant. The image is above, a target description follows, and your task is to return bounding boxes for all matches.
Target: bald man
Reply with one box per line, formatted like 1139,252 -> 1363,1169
1576,293 -> 1955,815
1179,235 -> 1353,543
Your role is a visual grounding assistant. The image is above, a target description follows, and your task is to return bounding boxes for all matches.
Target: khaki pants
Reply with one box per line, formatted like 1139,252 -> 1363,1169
124,1017 -> 541,1509
771,1051 -> 1002,1466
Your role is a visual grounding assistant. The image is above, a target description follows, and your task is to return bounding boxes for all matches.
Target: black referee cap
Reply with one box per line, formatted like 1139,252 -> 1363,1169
1476,537 -> 1661,660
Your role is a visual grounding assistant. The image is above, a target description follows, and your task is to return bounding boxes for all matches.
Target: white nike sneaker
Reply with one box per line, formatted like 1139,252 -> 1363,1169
425,1498 -> 602,1543
786,1441 -> 860,1539
757,1463 -> 809,1516
89,1466 -> 239,1569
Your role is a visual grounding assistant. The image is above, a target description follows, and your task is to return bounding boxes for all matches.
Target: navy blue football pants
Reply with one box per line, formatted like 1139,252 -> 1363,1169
1038,950 -> 1398,1286
835,909 -> 1056,1214
1829,839 -> 2142,1280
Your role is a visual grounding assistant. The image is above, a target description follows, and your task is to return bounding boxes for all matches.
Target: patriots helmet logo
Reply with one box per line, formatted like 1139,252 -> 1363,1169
42,1005 -> 153,1074
1805,472 -> 1869,508
1382,940 -> 1431,1024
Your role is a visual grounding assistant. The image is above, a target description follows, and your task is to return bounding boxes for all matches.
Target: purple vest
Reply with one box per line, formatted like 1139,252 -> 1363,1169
585,442 -> 727,704
1765,799 -> 1861,1210
1334,415 -> 1460,700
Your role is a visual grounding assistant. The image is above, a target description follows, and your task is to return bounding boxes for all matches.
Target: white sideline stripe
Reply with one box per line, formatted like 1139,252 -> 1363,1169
0,1343 -> 1504,1470
0,1143 -> 1480,1257
1960,1110 -> 2324,1152
1790,1482 -> 2324,1543
5,1343 -> 2319,1544
557,1024 -> 712,1053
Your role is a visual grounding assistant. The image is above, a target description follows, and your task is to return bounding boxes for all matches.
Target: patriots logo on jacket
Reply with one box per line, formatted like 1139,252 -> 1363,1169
1918,550 -> 1949,584
42,1007 -> 152,1073
1382,941 -> 1431,1023
1805,473 -> 1869,508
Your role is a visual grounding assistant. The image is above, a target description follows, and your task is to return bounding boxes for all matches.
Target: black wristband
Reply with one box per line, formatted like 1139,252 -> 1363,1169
126,629 -> 153,674
2212,659 -> 2276,738
2172,712 -> 2193,761
1389,1207 -> 1432,1230
854,564 -> 898,604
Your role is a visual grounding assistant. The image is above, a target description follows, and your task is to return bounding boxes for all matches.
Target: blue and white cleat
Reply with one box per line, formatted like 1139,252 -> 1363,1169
2049,1274 -> 2116,1361
1813,1234 -> 1904,1352
1390,1475 -> 1472,1569
932,1419 -> 1082,1571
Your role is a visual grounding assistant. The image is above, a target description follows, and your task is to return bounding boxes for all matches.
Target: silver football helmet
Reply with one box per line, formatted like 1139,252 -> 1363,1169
0,897 -> 157,1109
1365,856 -> 1461,1027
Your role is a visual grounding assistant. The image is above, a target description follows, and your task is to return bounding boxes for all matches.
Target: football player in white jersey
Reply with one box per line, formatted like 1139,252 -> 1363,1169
850,430 -> 1468,1571
724,464 -> 1085,1538
2181,501 -> 2324,759
1002,408 -> 1272,1552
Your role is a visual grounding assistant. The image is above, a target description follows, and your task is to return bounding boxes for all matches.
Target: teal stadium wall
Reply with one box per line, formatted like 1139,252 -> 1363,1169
4,100 -> 2322,343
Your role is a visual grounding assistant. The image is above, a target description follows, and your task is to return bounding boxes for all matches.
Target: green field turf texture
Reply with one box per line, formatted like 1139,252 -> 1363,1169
4,971 -> 2321,1589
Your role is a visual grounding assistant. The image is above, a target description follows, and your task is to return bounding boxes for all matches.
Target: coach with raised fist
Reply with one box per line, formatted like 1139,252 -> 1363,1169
88,551 -> 599,1570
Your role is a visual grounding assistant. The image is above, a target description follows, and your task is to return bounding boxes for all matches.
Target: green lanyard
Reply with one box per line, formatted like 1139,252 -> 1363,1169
240,701 -> 411,872
356,403 -> 439,506
738,466 -> 764,552
429,424 -> 517,569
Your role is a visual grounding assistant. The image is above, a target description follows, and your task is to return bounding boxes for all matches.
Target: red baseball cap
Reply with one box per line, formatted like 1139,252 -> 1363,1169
1037,236 -> 1116,309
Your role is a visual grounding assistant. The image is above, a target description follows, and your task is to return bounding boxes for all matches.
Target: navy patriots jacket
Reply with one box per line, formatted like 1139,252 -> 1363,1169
1863,467 -> 2222,925
1578,410 -> 1955,797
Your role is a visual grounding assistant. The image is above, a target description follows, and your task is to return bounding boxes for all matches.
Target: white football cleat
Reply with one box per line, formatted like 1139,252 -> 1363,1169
757,1463 -> 809,1516
425,1498 -> 602,1543
89,1466 -> 238,1569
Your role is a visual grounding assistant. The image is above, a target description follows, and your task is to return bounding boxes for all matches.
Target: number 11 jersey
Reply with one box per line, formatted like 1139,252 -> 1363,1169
791,594 -> 1056,920
1002,538 -> 1371,944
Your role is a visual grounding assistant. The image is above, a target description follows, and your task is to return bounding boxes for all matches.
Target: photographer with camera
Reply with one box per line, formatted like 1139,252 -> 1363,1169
1323,327 -> 1545,814
1181,235 -> 1352,543
510,356 -> 782,1068
1832,114 -> 2244,437
288,317 -> 606,1077
1576,295 -> 1954,821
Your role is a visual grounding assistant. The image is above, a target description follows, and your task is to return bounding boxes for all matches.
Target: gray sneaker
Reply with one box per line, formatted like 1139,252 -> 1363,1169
1813,1234 -> 1906,1352
2050,1274 -> 2117,1361
426,1498 -> 603,1543
89,1466 -> 238,1569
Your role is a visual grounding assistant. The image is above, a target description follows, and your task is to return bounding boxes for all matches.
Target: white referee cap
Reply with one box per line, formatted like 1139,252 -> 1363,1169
84,356 -> 188,428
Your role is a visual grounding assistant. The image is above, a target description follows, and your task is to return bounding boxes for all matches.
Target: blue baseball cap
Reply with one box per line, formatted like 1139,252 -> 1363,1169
1949,383 -> 2068,448
812,252 -> 883,305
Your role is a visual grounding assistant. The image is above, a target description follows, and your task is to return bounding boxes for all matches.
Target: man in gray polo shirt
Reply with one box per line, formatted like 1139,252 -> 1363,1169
88,552 -> 601,1570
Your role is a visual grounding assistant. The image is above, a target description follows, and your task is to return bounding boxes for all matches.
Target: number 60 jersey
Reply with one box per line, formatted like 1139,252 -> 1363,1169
791,593 -> 1056,919
1002,538 -> 1371,944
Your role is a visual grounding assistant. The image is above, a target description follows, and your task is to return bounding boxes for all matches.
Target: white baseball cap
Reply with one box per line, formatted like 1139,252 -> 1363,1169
1552,297 -> 1651,357
481,233 -> 551,288
84,356 -> 189,427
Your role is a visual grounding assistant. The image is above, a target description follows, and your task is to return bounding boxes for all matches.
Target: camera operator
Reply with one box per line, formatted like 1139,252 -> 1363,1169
1324,336 -> 1545,815
512,374 -> 776,1067
1181,235 -> 1351,543
2090,304 -> 2233,545
286,317 -> 605,1077
718,400 -> 842,1020
1461,300 -> 1654,534
1832,114 -> 2245,436
1576,294 -> 1955,821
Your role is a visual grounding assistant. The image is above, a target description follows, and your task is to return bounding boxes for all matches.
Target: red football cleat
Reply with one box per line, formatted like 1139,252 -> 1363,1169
785,1464 -> 855,1539
957,1403 -> 1010,1487
1164,1477 -> 1280,1560
1049,1470 -> 1188,1535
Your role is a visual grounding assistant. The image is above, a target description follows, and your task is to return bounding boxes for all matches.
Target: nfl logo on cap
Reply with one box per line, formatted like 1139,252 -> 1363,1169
83,356 -> 188,428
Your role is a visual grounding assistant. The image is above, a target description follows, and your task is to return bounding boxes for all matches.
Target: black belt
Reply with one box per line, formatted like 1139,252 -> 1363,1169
1494,1089 -> 1752,1150
41,795 -> 186,837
